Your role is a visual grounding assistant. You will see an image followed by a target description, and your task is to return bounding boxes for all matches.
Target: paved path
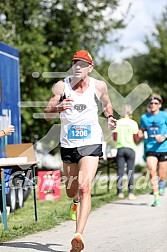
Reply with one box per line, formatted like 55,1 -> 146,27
0,192 -> 167,252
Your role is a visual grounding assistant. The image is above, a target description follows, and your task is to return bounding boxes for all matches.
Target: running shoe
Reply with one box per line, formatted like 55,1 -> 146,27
151,198 -> 160,207
128,193 -> 136,200
70,201 -> 78,221
159,188 -> 165,196
71,233 -> 84,252
118,193 -> 124,199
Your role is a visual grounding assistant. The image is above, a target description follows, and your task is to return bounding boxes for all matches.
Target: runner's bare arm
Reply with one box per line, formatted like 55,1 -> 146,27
95,80 -> 117,129
44,80 -> 73,121
95,80 -> 113,117
44,81 -> 64,120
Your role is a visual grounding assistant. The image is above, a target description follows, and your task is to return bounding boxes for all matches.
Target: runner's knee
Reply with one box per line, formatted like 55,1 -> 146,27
79,183 -> 91,197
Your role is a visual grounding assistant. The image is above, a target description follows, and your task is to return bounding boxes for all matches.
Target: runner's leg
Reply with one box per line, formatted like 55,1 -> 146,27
75,156 -> 99,234
116,148 -> 125,195
63,163 -> 79,199
126,149 -> 135,194
147,156 -> 158,192
158,161 -> 167,194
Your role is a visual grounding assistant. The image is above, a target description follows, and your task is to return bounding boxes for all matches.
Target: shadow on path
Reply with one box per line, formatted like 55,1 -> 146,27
0,242 -> 66,252
111,202 -> 149,206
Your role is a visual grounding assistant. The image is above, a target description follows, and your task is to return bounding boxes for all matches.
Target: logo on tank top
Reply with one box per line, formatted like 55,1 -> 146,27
74,104 -> 87,112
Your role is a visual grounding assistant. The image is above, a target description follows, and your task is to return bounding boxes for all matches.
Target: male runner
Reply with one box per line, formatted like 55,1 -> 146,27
138,94 -> 167,206
44,50 -> 116,251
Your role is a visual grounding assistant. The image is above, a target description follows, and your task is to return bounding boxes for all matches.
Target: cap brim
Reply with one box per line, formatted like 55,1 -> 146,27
71,57 -> 92,64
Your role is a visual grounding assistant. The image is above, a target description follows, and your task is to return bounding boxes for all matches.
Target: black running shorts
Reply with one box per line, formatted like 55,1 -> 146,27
60,144 -> 103,164
146,151 -> 167,162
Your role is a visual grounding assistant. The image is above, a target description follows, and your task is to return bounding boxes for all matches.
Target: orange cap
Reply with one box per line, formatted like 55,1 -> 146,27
71,50 -> 93,64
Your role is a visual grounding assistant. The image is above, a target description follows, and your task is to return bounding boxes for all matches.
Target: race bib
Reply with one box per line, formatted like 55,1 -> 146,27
68,125 -> 91,139
148,123 -> 160,137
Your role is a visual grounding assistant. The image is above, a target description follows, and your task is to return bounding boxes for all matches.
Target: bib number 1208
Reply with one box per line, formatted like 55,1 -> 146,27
68,125 -> 91,139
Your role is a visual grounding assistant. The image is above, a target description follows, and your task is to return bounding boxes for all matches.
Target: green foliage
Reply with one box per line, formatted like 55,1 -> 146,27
135,164 -> 146,173
130,6 -> 167,109
0,0 -> 125,142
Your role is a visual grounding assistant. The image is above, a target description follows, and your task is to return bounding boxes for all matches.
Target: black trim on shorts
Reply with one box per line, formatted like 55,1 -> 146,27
146,151 -> 167,162
60,144 -> 103,164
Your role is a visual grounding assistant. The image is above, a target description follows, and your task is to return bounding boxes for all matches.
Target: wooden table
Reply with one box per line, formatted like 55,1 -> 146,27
0,161 -> 38,230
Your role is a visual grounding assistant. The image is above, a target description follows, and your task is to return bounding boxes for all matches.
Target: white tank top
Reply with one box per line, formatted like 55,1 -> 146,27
60,76 -> 103,147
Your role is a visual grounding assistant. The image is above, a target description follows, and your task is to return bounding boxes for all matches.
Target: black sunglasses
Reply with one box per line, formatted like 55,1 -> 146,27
150,102 -> 160,105
72,60 -> 90,68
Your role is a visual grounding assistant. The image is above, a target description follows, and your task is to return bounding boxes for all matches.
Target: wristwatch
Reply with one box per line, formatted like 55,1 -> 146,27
106,115 -> 115,119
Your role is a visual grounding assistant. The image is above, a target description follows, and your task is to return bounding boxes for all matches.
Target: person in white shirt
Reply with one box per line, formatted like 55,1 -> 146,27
44,50 -> 116,252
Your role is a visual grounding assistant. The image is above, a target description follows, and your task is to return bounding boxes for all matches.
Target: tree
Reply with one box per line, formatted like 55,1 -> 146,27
131,5 -> 167,109
0,0 -> 125,142
0,0 -> 51,141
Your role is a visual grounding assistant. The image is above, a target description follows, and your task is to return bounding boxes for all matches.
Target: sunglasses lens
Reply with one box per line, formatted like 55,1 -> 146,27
73,61 -> 90,68
80,62 -> 89,67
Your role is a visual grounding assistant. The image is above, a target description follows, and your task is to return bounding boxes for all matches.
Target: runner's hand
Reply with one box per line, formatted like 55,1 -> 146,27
108,117 -> 117,130
138,130 -> 144,138
57,98 -> 74,112
155,135 -> 166,143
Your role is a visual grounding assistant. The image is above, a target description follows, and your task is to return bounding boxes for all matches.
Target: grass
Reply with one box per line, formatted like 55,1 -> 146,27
0,173 -> 150,243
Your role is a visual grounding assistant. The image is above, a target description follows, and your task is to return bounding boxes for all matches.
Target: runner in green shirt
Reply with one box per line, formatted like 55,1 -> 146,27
113,104 -> 139,199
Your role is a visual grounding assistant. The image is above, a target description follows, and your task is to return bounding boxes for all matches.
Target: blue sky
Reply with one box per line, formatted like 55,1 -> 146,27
101,0 -> 167,60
